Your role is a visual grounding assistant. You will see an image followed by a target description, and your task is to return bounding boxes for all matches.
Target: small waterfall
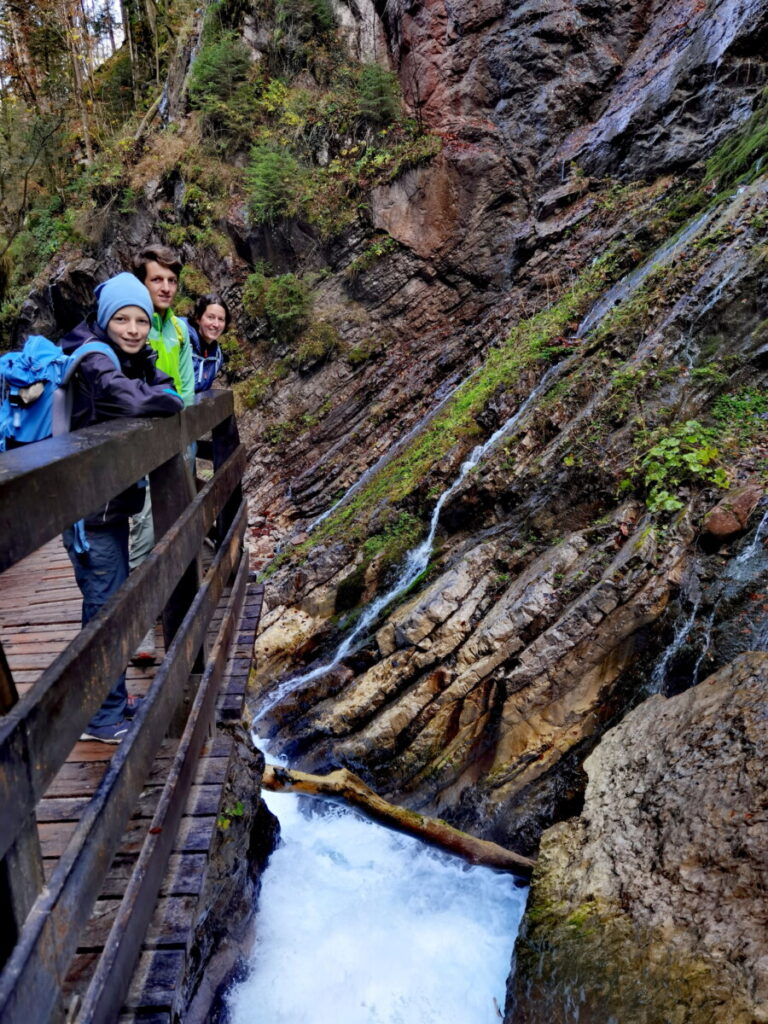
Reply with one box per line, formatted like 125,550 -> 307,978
576,210 -> 714,338
647,599 -> 700,694
733,507 -> 768,567
255,359 -> 575,719
307,374 -> 468,534
648,504 -> 768,696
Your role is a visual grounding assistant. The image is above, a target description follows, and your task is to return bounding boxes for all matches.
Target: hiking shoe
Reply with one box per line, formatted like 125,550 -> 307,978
80,719 -> 130,744
131,626 -> 157,665
124,694 -> 144,720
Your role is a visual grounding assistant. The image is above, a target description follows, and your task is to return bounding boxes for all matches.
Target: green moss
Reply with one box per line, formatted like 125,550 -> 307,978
346,336 -> 385,365
711,387 -> 768,447
515,895 -> 751,1024
292,320 -> 339,370
262,252 -> 624,578
345,234 -> 399,279
179,265 -> 213,299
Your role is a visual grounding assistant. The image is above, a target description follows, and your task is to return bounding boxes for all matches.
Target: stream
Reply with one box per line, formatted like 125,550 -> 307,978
225,745 -> 528,1024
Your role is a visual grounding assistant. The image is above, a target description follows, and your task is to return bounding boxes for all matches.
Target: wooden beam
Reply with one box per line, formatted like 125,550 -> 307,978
0,391 -> 234,574
263,766 -> 536,877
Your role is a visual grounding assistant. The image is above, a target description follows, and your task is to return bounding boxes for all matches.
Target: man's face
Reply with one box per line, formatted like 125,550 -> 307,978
143,260 -> 178,313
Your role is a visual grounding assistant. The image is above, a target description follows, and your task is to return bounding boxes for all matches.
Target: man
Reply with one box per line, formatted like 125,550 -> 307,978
132,246 -> 195,405
129,246 -> 195,662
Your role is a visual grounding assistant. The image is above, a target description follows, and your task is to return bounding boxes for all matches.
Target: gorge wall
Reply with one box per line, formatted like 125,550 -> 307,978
19,0 -> 768,1017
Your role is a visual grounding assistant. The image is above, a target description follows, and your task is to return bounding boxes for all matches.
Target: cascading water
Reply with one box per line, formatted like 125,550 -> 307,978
225,756 -> 528,1024
575,209 -> 714,338
307,373 -> 468,534
648,504 -> 768,695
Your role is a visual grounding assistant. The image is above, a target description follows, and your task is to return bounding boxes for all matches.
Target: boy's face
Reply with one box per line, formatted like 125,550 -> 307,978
107,306 -> 151,354
143,260 -> 178,313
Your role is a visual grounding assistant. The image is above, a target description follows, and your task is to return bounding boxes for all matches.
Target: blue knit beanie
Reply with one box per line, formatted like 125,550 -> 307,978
95,273 -> 154,328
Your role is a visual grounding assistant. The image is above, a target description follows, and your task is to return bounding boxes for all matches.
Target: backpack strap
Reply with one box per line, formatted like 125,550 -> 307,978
169,312 -> 185,348
52,341 -> 121,436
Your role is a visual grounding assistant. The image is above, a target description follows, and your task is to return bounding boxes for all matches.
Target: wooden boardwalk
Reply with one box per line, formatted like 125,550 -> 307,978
0,539 -> 263,1021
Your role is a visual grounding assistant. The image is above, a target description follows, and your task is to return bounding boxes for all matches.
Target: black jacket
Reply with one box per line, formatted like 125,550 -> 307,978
68,321 -> 184,525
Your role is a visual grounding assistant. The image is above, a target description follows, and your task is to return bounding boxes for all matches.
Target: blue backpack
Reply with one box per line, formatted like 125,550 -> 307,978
0,335 -> 120,451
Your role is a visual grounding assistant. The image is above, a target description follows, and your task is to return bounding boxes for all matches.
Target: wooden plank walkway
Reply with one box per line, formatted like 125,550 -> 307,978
0,539 -> 263,1021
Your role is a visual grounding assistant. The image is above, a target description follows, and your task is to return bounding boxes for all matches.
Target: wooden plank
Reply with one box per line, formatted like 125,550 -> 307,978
102,854 -> 207,899
125,950 -> 186,1010
0,451 -> 245,859
0,390 -> 233,574
79,896 -> 198,951
77,551 -> 249,1023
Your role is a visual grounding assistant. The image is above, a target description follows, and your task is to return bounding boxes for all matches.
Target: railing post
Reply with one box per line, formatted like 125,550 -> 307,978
149,451 -> 205,736
0,643 -> 44,971
212,411 -> 242,542
0,642 -> 18,713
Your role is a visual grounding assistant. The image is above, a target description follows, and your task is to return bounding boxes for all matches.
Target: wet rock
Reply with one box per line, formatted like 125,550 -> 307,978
701,482 -> 763,539
508,652 -> 768,1024
181,724 -> 279,1022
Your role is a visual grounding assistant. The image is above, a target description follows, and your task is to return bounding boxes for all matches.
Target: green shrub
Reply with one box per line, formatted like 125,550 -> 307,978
247,144 -> 303,223
242,269 -> 269,321
631,420 -> 730,513
188,32 -> 253,146
293,320 -> 339,370
244,270 -> 312,343
263,274 -> 312,342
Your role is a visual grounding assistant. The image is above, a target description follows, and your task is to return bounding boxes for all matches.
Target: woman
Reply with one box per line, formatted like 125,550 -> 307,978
188,293 -> 230,392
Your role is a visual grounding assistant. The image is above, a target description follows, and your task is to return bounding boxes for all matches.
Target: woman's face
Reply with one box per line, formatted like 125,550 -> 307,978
198,303 -> 227,343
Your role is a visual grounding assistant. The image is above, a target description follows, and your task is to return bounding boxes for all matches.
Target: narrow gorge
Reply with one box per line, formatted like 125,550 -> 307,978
7,0 -> 768,1019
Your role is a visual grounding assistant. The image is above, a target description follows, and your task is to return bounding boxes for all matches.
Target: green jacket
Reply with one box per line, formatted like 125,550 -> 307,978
149,310 -> 195,405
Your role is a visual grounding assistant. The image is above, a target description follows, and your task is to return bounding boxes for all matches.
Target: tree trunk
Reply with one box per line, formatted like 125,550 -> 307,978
262,764 -> 535,877
62,0 -> 94,163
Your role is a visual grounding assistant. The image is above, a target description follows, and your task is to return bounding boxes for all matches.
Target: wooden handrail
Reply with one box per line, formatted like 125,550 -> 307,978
0,389 -> 251,1022
0,389 -> 234,574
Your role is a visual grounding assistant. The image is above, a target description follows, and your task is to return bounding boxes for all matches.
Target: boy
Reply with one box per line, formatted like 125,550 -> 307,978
63,273 -> 183,742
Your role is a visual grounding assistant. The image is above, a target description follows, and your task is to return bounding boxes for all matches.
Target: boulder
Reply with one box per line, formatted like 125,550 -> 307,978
508,652 -> 768,1024
701,483 -> 763,539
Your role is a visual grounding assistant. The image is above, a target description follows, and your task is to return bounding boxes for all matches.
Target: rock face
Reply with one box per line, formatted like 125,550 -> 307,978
179,725 -> 279,1022
508,652 -> 768,1024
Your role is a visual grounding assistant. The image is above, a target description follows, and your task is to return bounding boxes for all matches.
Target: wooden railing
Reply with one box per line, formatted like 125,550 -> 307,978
0,390 -> 250,1023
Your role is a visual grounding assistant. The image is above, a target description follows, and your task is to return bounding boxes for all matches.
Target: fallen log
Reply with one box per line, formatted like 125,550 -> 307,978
262,764 -> 535,877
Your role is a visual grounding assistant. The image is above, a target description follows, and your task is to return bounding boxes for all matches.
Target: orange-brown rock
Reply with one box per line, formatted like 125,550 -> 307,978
702,483 -> 763,539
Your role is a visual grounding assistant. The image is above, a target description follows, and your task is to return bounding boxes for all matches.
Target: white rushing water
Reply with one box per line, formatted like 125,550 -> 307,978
226,785 -> 528,1024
